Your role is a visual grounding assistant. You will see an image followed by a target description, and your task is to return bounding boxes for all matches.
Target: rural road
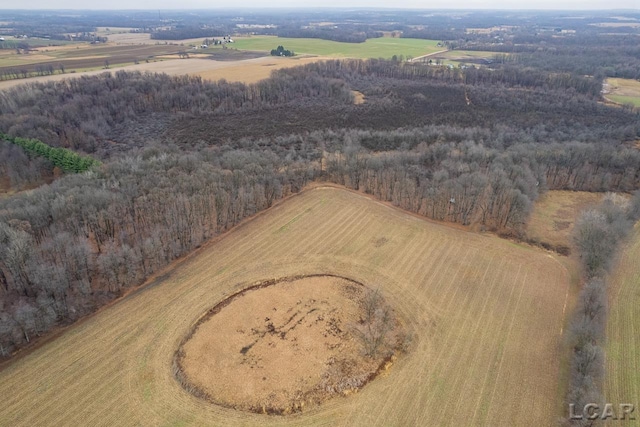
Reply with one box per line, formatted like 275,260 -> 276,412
409,49 -> 448,62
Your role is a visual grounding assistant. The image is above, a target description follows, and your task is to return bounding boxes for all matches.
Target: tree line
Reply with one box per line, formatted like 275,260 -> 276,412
150,26 -> 234,40
0,133 -> 99,173
0,147 -> 317,357
271,46 -> 294,57
565,193 -> 640,426
3,122 -> 640,357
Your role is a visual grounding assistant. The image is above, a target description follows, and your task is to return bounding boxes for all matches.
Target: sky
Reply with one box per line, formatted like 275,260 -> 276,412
0,0 -> 638,10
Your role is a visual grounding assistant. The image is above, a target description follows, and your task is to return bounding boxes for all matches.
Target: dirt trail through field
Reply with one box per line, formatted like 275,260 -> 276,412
409,49 -> 448,62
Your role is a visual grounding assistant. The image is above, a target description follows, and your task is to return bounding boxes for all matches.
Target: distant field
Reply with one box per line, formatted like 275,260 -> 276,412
421,50 -> 501,66
604,78 -> 640,108
0,56 -> 326,90
0,37 -> 75,48
527,190 -> 603,250
0,44 -> 182,77
192,56 -> 328,84
609,95 -> 640,108
230,36 -> 441,59
106,31 -> 156,44
107,33 -> 441,59
590,22 -> 640,28
95,26 -> 138,36
605,224 -> 640,427
0,35 -> 440,83
0,186 -> 570,426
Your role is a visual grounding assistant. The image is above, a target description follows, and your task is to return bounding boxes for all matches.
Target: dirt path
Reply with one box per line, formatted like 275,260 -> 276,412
408,49 -> 448,62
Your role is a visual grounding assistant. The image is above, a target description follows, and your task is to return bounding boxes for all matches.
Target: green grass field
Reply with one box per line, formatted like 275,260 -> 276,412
605,78 -> 640,108
229,36 -> 441,59
609,95 -> 640,107
0,38 -> 76,49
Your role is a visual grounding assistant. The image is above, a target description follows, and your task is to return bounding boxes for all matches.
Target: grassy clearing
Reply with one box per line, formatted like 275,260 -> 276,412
604,78 -> 640,108
95,27 -> 138,36
609,95 -> 640,108
439,50 -> 499,60
526,190 -> 604,250
605,225 -> 640,427
0,186 -> 570,426
419,50 -> 502,67
230,36 -> 441,59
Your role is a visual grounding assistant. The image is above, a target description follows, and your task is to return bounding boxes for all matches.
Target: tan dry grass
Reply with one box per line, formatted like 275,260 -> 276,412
0,186 -> 570,426
527,190 -> 603,249
0,57 -> 292,90
352,90 -> 366,105
0,57 -> 320,90
107,32 -> 154,44
193,57 -> 327,84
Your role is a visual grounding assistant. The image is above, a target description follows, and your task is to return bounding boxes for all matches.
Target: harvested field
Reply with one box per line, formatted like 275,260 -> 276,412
0,56 -> 319,90
106,32 -> 154,44
605,224 -> 640,427
526,190 -> 603,251
0,44 -> 183,76
192,56 -> 328,84
0,186 -> 570,426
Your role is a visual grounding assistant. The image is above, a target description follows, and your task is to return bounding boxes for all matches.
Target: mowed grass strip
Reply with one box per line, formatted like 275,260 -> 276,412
605,224 -> 640,427
0,186 -> 569,426
230,36 -> 441,59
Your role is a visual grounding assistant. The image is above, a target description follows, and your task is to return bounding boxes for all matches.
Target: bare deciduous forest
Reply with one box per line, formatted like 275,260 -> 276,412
1,51 -> 640,358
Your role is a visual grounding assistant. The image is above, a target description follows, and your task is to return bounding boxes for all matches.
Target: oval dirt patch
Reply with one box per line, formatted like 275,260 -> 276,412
174,275 -> 404,415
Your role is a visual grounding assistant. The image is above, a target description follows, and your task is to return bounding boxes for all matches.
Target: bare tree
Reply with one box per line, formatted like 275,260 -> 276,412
352,288 -> 394,358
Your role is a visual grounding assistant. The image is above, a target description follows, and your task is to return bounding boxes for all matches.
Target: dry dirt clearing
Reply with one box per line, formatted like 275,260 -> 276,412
0,56 -> 325,90
179,275 -> 401,414
0,186 -> 569,426
606,225 -> 640,427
